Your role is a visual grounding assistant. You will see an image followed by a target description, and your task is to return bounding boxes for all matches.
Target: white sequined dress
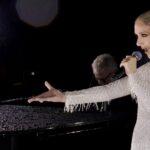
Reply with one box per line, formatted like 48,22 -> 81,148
64,62 -> 150,150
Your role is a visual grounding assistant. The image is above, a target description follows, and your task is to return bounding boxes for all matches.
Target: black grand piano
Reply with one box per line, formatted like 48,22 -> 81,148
0,95 -> 137,150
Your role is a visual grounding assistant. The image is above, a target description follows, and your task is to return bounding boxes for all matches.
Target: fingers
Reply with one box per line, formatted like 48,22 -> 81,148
28,97 -> 44,103
27,91 -> 53,103
120,56 -> 135,68
27,98 -> 33,103
122,56 -> 132,63
44,81 -> 53,90
28,96 -> 64,103
28,95 -> 50,103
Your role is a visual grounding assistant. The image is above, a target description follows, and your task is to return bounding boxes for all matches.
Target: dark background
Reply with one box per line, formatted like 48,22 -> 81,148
0,1 -> 149,150
0,0 -> 149,98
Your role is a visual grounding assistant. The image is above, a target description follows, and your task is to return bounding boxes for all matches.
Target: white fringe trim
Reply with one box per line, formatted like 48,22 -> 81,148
64,102 -> 110,113
130,88 -> 138,103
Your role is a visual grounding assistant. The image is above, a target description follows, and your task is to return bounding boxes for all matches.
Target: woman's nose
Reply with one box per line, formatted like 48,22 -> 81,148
136,38 -> 143,47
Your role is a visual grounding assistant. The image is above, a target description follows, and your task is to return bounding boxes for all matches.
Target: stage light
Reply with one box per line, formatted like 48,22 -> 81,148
16,0 -> 58,27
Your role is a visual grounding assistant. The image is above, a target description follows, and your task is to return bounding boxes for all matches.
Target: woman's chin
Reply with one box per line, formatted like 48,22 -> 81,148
146,52 -> 150,59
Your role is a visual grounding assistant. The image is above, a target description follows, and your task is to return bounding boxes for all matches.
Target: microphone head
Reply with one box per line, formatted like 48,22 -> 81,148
132,51 -> 142,61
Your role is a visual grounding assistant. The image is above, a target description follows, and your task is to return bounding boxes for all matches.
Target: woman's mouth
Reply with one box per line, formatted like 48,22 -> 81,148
143,48 -> 148,53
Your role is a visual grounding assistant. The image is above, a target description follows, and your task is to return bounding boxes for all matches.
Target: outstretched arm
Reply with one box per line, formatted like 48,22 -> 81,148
28,77 -> 131,112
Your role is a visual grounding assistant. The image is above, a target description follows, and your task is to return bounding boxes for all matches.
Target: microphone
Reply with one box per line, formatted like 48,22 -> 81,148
132,51 -> 142,61
113,51 -> 142,80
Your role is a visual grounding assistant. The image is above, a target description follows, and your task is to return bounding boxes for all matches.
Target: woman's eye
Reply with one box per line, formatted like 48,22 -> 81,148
141,34 -> 148,37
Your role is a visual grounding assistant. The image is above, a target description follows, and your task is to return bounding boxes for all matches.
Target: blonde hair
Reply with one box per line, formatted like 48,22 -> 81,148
136,10 -> 150,25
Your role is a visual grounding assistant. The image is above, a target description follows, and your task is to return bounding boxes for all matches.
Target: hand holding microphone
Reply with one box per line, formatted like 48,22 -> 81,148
120,51 -> 142,75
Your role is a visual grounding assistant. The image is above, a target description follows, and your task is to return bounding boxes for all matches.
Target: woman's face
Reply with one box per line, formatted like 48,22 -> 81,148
134,19 -> 150,58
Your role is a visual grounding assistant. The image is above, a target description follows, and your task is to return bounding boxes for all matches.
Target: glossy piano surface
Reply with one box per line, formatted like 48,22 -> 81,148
0,99 -> 136,135
0,96 -> 137,150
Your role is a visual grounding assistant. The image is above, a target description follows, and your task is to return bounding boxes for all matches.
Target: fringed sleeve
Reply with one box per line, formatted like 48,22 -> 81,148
128,73 -> 140,100
128,62 -> 150,106
64,76 -> 131,112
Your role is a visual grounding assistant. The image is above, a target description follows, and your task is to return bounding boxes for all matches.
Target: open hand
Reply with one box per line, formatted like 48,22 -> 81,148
28,81 -> 65,103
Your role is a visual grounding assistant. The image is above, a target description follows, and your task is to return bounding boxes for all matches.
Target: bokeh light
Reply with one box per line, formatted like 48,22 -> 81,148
16,0 -> 58,27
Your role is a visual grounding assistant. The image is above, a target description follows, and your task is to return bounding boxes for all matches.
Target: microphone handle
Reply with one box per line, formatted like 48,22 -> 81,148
113,51 -> 142,80
113,69 -> 125,80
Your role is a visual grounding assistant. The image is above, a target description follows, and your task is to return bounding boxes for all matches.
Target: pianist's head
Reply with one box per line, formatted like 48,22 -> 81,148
92,53 -> 118,85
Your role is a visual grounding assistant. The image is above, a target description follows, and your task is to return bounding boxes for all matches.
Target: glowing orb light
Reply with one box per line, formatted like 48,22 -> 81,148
16,0 -> 58,27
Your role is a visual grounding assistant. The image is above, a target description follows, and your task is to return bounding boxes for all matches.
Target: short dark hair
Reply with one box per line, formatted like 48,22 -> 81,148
92,53 -> 118,74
